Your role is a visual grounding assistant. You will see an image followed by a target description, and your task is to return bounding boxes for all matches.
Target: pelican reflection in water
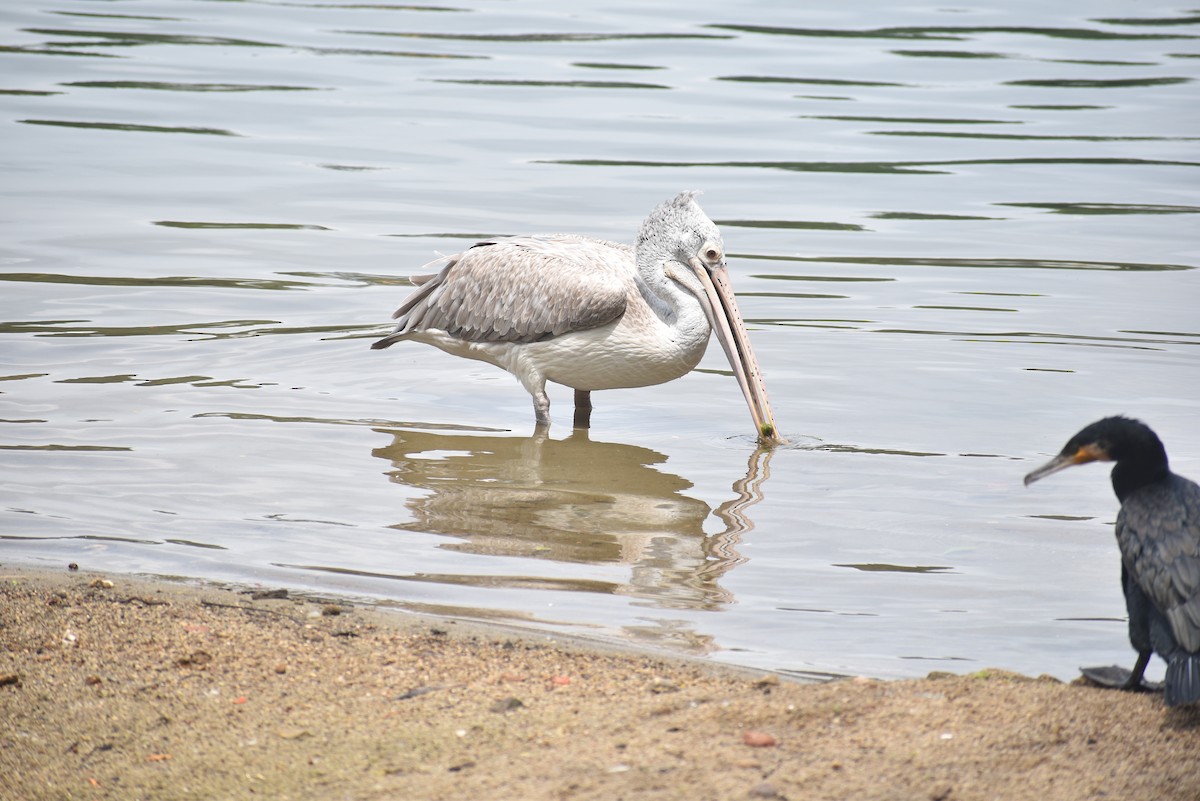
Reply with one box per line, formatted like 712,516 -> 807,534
371,427 -> 772,618
372,192 -> 779,442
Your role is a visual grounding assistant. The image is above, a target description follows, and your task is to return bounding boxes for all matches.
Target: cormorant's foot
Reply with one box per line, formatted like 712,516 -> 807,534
1079,665 -> 1163,693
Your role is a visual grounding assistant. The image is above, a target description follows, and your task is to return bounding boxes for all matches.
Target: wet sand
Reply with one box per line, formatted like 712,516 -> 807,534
2,567 -> 1197,800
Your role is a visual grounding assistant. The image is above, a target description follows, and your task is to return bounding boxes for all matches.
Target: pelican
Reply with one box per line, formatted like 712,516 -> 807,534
372,192 -> 778,442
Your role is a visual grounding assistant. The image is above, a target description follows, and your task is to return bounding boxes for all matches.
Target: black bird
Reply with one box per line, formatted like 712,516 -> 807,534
1024,416 -> 1200,707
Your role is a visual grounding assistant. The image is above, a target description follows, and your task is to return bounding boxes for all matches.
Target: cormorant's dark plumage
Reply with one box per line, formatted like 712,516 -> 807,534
1025,415 -> 1200,707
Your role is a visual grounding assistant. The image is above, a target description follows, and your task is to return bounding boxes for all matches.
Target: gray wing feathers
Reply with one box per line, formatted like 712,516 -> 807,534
1118,475 -> 1200,652
376,236 -> 631,346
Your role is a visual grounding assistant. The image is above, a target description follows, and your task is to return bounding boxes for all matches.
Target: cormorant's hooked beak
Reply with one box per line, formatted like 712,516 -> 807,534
1023,444 -> 1108,486
688,257 -> 780,445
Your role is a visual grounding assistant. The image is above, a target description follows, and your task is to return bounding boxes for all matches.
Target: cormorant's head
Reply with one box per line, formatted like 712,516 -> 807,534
1023,415 -> 1167,487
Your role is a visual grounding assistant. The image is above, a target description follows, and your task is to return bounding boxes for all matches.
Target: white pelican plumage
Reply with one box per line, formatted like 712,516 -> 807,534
372,192 -> 778,442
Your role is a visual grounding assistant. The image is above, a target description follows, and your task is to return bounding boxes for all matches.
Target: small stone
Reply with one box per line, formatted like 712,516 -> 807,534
274,664 -> 287,675
649,677 -> 680,694
88,579 -> 114,589
753,675 -> 780,691
85,675 -> 102,686
750,782 -> 786,799
176,650 -> 213,669
490,697 -> 524,713
742,730 -> 777,748
67,563 -> 79,571
276,728 -> 313,740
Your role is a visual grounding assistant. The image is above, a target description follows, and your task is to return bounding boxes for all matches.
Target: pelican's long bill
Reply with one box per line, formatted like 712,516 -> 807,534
688,257 -> 780,444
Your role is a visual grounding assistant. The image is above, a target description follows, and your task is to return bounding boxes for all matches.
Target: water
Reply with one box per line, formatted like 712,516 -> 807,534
2,0 -> 1198,682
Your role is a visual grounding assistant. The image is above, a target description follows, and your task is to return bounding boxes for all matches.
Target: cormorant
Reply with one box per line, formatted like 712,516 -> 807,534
1024,415 -> 1200,707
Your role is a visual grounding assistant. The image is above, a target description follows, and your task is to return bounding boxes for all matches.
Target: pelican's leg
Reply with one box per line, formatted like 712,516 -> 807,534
573,389 -> 593,429
505,358 -> 552,428
532,390 -> 552,427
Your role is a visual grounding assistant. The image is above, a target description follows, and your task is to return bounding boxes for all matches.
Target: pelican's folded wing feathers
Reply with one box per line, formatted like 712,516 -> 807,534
378,235 -> 633,346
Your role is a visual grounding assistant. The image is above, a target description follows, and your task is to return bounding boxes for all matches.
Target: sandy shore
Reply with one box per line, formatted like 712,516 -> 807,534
1,567 -> 1197,801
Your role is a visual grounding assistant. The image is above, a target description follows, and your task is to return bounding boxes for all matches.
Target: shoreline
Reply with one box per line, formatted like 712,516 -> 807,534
2,566 -> 1197,800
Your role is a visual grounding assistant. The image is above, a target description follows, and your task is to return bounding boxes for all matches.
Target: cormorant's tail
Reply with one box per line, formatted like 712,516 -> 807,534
1165,654 -> 1200,707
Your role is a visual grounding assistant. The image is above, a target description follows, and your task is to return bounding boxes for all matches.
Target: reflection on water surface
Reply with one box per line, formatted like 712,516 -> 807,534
371,428 -> 772,612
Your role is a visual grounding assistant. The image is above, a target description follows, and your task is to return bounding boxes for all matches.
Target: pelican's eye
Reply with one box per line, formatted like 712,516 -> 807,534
702,245 -> 721,263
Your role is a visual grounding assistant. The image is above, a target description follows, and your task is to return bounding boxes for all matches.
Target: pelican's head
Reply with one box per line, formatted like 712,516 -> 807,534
637,190 -> 724,270
638,192 -> 780,445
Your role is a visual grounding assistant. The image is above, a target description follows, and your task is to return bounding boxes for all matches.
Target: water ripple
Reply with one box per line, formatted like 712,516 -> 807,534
890,49 -> 1008,59
572,62 -> 665,71
872,131 -> 1197,142
1006,77 -> 1191,88
0,444 -> 132,452
23,27 -> 284,48
18,119 -> 240,136
539,157 -> 1200,175
1094,14 -> 1200,27
0,44 -> 120,59
706,24 -> 1198,42
432,79 -> 670,89
803,114 -> 1024,125
1,319 -> 282,340
738,254 -> 1196,272
62,81 -> 326,92
340,29 -> 731,42
50,11 -> 189,22
0,272 -> 313,291
718,75 -> 908,87
715,219 -> 865,232
153,221 -> 331,230
998,202 -> 1200,215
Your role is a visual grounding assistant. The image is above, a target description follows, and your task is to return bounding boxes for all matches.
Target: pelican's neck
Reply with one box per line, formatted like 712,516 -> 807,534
634,245 -> 707,335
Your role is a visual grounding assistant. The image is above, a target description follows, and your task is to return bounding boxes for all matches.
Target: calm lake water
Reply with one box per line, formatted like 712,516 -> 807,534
2,0 -> 1198,682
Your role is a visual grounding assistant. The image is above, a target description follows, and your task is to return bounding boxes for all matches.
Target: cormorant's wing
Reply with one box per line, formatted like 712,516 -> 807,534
1117,474 -> 1200,653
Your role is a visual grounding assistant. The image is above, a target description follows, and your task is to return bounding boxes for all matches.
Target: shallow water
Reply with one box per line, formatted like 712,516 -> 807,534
2,0 -> 1198,681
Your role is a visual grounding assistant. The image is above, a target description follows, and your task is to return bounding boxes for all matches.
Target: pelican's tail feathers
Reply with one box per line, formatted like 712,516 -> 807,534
371,331 -> 407,350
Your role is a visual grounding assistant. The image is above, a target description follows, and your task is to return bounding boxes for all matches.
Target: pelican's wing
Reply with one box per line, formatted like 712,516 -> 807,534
1117,474 -> 1200,652
374,235 -> 633,346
